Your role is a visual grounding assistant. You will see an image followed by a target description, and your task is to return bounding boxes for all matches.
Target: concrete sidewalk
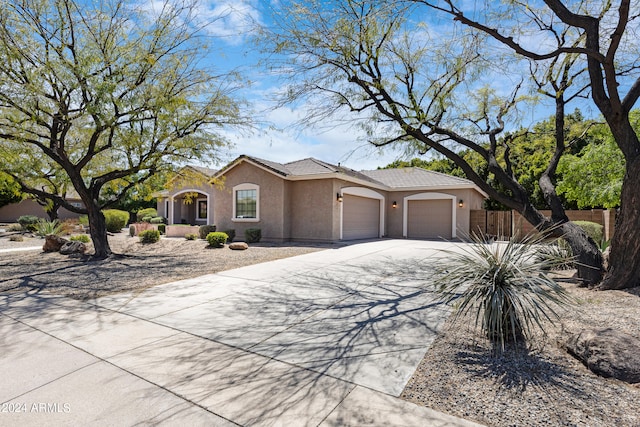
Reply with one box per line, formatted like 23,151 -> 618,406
1,239 -> 483,426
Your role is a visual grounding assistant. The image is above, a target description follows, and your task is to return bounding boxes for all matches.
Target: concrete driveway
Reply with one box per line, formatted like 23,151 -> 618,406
1,239 -> 482,426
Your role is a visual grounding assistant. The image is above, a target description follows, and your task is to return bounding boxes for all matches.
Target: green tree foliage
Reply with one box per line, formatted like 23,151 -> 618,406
0,172 -> 22,208
0,0 -> 245,258
557,137 -> 624,209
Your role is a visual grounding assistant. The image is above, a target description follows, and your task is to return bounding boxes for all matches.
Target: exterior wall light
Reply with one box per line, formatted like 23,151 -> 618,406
392,201 -> 397,208
337,193 -> 343,202
458,199 -> 464,208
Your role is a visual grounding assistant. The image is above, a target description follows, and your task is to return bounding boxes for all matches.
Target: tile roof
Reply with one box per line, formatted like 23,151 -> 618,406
361,167 -> 476,188
216,155 -> 479,191
189,165 -> 218,177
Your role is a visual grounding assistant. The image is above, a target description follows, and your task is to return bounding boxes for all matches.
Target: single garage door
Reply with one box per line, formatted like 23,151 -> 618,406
342,194 -> 380,240
407,199 -> 452,239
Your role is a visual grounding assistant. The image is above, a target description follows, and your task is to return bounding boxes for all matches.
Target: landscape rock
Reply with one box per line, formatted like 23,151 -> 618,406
228,242 -> 249,250
564,328 -> 640,384
60,241 -> 87,255
43,235 -> 69,252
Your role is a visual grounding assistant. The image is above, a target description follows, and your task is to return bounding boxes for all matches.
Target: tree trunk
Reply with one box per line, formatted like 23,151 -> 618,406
86,204 -> 111,259
518,206 -> 602,286
599,157 -> 640,290
560,221 -> 603,286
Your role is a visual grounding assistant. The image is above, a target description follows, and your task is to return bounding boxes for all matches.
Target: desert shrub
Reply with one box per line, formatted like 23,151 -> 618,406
139,229 -> 160,244
60,218 -> 79,235
34,219 -> 64,237
17,215 -> 40,231
9,235 -> 23,242
129,225 -> 136,237
185,233 -> 198,240
141,215 -> 153,223
136,208 -> 157,222
198,224 -> 217,240
103,209 -> 129,233
70,234 -> 91,243
434,230 -> 572,350
244,228 -> 261,243
206,231 -> 228,248
223,229 -> 236,243
78,215 -> 89,226
150,216 -> 165,224
6,223 -> 22,232
157,224 -> 166,234
572,220 -> 604,245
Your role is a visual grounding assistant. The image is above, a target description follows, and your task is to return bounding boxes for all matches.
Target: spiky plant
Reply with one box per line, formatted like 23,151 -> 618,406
34,219 -> 64,237
434,230 -> 573,350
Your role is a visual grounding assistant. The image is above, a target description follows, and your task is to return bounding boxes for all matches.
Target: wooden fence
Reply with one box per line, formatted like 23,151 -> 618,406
470,209 -> 616,240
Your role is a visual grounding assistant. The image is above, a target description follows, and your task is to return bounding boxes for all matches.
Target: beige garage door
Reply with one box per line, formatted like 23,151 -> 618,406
407,199 -> 452,239
342,194 -> 380,240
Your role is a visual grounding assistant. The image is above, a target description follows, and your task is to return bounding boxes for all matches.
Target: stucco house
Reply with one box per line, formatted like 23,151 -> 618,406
0,193 -> 85,223
156,155 -> 488,242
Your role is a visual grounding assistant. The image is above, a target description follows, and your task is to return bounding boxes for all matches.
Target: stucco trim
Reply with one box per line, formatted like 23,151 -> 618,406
403,192 -> 457,239
339,187 -> 385,240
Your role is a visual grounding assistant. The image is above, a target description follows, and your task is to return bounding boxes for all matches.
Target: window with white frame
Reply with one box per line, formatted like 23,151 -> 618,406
233,183 -> 259,221
196,198 -> 207,220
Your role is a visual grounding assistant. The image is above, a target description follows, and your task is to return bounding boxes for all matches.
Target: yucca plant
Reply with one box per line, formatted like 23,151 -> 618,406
434,230 -> 573,350
34,219 -> 64,237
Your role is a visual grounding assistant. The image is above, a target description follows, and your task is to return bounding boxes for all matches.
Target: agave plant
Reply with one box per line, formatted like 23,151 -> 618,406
34,219 -> 64,237
434,230 -> 573,350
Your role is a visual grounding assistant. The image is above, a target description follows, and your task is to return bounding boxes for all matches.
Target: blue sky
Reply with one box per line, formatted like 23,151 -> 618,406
193,0 -> 601,171
190,0 -> 414,170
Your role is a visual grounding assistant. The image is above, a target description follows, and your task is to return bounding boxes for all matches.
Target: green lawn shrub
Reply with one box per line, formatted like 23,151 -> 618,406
17,215 -> 40,231
157,224 -> 166,234
139,229 -> 160,244
244,228 -> 261,243
185,233 -> 198,240
136,208 -> 158,222
103,209 -> 129,233
198,225 -> 217,240
70,234 -> 91,243
572,220 -> 604,245
150,216 -> 165,224
206,232 -> 228,248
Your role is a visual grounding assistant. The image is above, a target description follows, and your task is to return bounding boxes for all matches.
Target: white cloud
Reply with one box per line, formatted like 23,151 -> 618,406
197,0 -> 262,44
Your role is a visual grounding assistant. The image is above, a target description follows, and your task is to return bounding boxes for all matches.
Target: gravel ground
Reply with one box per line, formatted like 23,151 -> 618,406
402,280 -> 640,427
0,232 -> 327,299
2,232 -> 639,426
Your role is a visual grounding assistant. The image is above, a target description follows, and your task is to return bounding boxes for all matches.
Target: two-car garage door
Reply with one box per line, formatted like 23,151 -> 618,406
342,194 -> 380,240
341,191 -> 455,240
406,199 -> 453,239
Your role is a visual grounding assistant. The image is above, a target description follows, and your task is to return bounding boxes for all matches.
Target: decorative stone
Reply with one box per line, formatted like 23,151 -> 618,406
228,242 -> 249,250
60,241 -> 87,255
565,328 -> 640,384
43,235 -> 69,252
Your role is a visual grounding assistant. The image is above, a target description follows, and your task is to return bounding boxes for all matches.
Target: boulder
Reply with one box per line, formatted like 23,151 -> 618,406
60,241 -> 87,255
43,235 -> 69,253
228,242 -> 249,250
565,328 -> 640,384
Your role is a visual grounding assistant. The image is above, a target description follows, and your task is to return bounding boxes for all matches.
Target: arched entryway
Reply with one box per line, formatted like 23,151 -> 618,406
168,189 -> 211,225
